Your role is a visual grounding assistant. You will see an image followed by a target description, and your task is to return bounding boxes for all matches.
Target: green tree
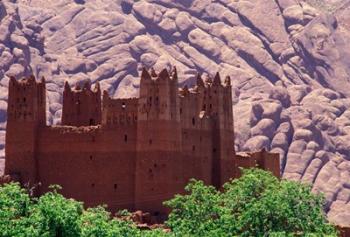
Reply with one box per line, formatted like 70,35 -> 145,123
0,182 -> 38,237
165,169 -> 338,237
164,180 -> 226,236
0,169 -> 338,237
32,185 -> 83,237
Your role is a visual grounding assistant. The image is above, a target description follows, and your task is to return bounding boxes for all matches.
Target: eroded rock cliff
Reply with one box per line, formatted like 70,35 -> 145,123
1,0 -> 350,226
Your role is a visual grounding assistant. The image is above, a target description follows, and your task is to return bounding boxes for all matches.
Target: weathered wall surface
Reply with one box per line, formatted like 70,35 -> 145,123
37,125 -> 137,212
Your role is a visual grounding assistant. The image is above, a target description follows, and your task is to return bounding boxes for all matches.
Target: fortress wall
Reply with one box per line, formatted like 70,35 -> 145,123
135,120 -> 183,213
134,150 -> 185,213
36,125 -> 137,212
181,123 -> 213,185
235,151 -> 281,178
5,123 -> 38,184
102,97 -> 138,126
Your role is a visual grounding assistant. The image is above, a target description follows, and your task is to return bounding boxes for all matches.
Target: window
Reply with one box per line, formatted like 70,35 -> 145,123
114,184 -> 118,190
89,118 -> 94,125
203,104 -> 206,110
91,183 -> 95,187
124,134 -> 128,142
213,148 -> 217,153
192,145 -> 195,151
180,108 -> 182,114
149,139 -> 153,145
122,102 -> 126,109
192,117 -> 195,126
89,155 -> 93,160
23,97 -> 26,103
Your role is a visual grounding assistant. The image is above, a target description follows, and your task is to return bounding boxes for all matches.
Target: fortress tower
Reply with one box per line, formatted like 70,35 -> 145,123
4,68 -> 279,215
135,68 -> 183,212
5,76 -> 46,185
62,81 -> 101,126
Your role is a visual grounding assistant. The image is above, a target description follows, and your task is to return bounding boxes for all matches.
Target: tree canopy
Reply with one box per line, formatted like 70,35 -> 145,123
0,169 -> 337,237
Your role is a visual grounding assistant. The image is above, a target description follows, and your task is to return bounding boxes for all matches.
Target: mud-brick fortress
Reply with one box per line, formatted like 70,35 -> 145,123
4,68 -> 280,214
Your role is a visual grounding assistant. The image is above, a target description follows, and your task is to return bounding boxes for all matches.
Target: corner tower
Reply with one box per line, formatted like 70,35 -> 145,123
198,73 -> 235,188
5,76 -> 46,185
135,67 -> 183,213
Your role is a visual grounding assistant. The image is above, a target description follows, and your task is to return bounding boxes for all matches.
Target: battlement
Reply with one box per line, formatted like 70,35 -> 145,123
62,81 -> 101,126
102,92 -> 138,127
47,125 -> 100,134
5,67 -> 280,215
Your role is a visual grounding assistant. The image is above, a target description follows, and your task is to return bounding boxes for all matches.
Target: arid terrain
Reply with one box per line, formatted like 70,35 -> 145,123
1,0 -> 350,226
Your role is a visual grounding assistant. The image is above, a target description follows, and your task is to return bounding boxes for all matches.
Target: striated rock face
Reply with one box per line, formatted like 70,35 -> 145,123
1,0 -> 350,226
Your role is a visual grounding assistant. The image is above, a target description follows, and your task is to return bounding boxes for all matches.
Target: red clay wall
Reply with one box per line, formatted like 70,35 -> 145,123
37,125 -> 137,212
135,120 -> 183,213
338,226 -> 350,237
234,151 -> 281,178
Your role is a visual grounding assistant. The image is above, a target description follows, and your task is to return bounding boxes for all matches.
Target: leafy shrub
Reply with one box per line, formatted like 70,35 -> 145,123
165,169 -> 338,237
0,169 -> 338,236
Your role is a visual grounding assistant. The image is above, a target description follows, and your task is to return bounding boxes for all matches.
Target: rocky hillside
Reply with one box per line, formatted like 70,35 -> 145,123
1,0 -> 350,226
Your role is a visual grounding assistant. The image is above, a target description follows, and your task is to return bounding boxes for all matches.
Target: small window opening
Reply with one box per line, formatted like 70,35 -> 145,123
192,117 -> 195,126
124,134 -> 128,142
149,139 -> 153,145
122,102 -> 126,109
203,104 -> 206,110
114,184 -> 118,189
213,148 -> 217,153
89,155 -> 93,160
180,108 -> 182,114
91,183 -> 95,187
23,97 -> 26,103
89,119 -> 94,125
209,104 -> 212,109
154,164 -> 158,168
192,145 -> 195,151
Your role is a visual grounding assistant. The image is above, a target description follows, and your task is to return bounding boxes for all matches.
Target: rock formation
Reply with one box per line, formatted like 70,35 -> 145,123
1,0 -> 350,226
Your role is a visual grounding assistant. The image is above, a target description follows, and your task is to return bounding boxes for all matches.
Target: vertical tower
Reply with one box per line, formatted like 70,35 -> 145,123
5,76 -> 46,185
199,73 -> 235,188
135,68 -> 183,213
62,81 -> 101,126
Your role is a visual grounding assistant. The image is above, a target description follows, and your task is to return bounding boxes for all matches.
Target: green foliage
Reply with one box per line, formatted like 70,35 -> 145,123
32,187 -> 83,236
0,169 -> 338,237
0,182 -> 36,237
165,168 -> 338,237
164,180 -> 226,236
0,183 -> 163,237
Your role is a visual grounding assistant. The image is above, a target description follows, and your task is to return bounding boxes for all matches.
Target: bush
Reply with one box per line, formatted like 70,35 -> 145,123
165,169 -> 337,236
0,169 -> 338,236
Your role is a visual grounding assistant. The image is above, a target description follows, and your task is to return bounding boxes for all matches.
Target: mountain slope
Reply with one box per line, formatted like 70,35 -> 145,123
1,0 -> 350,226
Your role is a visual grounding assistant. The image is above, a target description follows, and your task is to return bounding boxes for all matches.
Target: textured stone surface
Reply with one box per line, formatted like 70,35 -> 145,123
0,0 -> 350,226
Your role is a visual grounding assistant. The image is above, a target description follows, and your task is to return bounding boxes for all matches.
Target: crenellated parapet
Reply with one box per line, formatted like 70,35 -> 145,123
5,68 -> 280,216
102,91 -> 138,127
138,67 -> 179,121
62,80 -> 101,126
